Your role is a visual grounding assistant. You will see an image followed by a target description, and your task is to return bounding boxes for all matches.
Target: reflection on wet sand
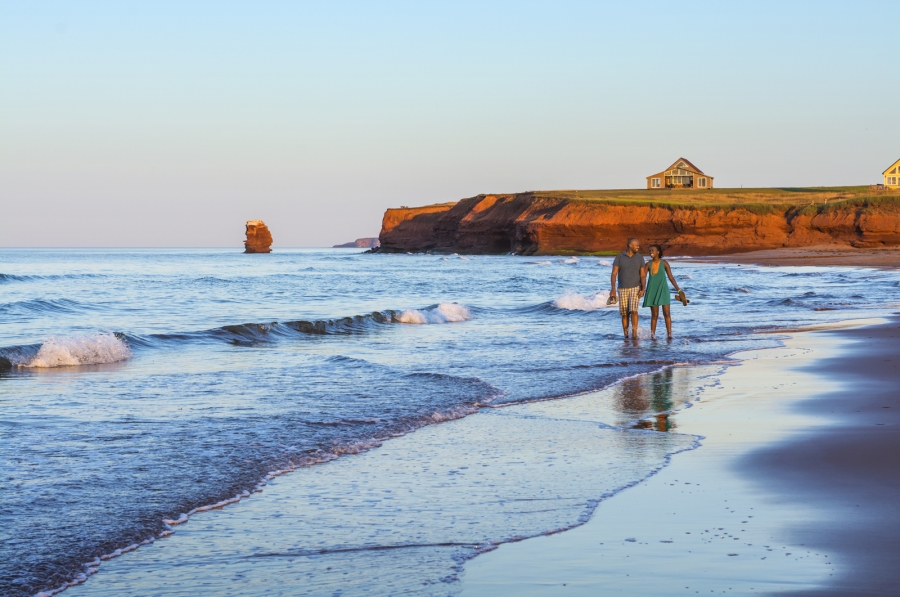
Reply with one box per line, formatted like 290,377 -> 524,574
617,368 -> 692,432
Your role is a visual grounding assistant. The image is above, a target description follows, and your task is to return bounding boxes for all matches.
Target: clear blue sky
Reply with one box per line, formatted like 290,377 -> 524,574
1,1 -> 898,247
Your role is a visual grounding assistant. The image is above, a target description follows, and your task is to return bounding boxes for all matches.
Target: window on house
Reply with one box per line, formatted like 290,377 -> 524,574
699,178 -> 707,188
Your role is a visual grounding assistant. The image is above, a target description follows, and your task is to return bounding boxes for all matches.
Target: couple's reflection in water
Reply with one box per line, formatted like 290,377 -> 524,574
614,368 -> 679,432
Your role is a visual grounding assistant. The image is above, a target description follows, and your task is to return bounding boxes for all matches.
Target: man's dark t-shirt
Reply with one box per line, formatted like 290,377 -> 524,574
613,252 -> 646,289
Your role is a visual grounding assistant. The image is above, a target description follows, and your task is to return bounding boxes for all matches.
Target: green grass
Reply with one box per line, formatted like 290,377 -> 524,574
457,186 -> 900,214
406,187 -> 900,217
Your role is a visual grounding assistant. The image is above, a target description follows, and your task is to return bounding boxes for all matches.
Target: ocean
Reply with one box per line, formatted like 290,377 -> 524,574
2,248 -> 899,596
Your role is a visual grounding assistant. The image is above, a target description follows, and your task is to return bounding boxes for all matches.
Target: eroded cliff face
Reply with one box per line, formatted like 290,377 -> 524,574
378,194 -> 900,255
244,220 -> 273,254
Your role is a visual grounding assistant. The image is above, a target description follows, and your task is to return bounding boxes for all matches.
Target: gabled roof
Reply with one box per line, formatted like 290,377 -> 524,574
667,157 -> 704,175
883,158 -> 900,175
646,158 -> 713,180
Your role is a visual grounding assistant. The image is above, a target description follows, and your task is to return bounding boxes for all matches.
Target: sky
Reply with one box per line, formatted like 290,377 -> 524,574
1,1 -> 898,248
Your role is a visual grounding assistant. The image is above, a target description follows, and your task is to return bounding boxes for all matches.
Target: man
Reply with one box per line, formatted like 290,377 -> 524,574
610,238 -> 646,338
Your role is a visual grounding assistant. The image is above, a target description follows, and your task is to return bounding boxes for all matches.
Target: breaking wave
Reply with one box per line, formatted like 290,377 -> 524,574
18,334 -> 132,368
1,305 -> 475,367
553,291 -> 614,311
396,303 -> 472,324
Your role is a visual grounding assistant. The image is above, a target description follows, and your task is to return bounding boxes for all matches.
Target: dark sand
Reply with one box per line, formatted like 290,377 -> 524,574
463,318 -> 900,595
748,318 -> 900,596
694,245 -> 900,268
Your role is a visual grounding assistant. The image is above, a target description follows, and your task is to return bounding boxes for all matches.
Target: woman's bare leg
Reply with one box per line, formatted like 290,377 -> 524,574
663,304 -> 672,338
650,306 -> 659,337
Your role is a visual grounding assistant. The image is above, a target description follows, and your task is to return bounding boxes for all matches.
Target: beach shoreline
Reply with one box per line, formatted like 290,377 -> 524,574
47,316 -> 898,597
692,245 -> 900,268
462,316 -> 900,596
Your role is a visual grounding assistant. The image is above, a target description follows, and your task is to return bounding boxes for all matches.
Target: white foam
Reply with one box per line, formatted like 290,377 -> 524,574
531,261 -> 552,265
22,333 -> 132,368
459,256 -> 470,261
396,303 -> 472,324
558,257 -> 579,264
553,291 -> 613,311
598,260 -> 612,266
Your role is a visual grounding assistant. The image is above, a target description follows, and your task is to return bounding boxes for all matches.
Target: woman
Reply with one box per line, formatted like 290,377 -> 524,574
642,245 -> 683,339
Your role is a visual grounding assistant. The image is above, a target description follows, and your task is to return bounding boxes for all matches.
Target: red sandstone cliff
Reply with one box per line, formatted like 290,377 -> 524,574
244,220 -> 273,253
378,192 -> 900,255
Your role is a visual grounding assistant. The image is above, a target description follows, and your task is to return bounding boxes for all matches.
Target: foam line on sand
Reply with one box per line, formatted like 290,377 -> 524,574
462,317 -> 895,596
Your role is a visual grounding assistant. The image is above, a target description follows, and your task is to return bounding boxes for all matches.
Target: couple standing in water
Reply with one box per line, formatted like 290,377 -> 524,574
610,238 -> 684,339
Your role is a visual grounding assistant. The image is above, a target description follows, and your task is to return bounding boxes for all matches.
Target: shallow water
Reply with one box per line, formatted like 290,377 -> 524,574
2,249 -> 898,596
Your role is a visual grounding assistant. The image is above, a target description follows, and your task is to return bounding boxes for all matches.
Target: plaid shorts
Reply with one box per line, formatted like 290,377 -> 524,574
617,287 -> 641,315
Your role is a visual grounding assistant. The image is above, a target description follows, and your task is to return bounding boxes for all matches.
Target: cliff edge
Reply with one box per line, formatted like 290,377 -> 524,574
378,188 -> 900,255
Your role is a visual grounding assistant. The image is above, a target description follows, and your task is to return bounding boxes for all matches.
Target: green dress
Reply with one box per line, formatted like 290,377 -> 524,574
642,259 -> 671,307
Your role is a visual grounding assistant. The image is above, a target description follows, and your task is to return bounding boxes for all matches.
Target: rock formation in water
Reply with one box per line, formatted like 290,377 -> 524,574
333,237 -> 381,249
378,191 -> 900,255
244,220 -> 273,254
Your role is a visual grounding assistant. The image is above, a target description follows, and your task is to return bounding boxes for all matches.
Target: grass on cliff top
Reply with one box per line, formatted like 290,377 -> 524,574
408,186 -> 900,215
537,186 -> 885,204
503,186 -> 900,215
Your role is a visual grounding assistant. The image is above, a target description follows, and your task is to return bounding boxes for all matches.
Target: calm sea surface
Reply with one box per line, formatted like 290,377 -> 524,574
2,249 -> 899,596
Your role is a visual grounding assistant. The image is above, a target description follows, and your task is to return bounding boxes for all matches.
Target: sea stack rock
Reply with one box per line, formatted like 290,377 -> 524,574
244,220 -> 273,254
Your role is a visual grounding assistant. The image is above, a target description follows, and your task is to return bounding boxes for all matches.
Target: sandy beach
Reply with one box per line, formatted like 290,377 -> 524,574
464,317 -> 900,596
46,316 -> 898,597
694,245 -> 900,268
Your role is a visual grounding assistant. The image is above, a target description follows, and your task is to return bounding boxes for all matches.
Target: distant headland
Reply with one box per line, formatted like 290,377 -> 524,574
333,237 -> 380,249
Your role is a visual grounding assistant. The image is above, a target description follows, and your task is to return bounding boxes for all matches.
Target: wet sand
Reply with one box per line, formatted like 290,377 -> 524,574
462,318 -> 900,596
694,245 -> 900,268
748,319 -> 900,596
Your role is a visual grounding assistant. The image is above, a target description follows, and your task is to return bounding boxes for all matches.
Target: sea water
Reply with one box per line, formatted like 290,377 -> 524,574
2,249 -> 899,596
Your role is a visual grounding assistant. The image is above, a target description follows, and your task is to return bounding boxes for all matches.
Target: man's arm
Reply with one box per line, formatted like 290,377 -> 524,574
638,264 -> 646,297
610,266 -> 619,294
